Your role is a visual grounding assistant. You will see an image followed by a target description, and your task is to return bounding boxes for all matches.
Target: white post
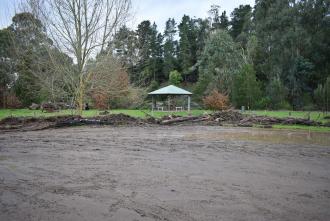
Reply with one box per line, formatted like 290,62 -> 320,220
151,96 -> 155,117
187,96 -> 191,112
151,96 -> 154,111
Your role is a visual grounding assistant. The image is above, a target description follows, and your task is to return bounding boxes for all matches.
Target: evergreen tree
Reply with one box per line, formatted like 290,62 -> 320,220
232,64 -> 261,109
296,0 -> 330,91
230,5 -> 252,40
163,18 -> 177,80
219,11 -> 229,30
135,20 -> 154,86
253,0 -> 322,109
287,56 -> 314,108
194,18 -> 210,58
0,29 -> 15,108
196,30 -> 242,96
8,12 -> 52,105
178,15 -> 198,82
266,76 -> 288,110
314,77 -> 330,112
110,25 -> 137,76
135,21 -> 164,86
151,31 -> 164,82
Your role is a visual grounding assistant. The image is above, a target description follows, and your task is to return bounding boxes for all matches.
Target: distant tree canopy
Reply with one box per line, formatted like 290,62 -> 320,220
108,0 -> 330,110
1,0 -> 329,110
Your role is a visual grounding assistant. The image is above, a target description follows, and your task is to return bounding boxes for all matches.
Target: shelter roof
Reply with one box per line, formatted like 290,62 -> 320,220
148,85 -> 192,95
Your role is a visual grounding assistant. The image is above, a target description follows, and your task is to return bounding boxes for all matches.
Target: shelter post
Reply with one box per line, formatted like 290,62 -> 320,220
151,96 -> 154,111
187,95 -> 191,112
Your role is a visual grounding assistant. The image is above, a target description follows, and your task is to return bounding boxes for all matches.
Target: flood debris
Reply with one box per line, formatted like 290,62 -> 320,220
0,115 -> 81,131
28,103 -> 40,110
0,110 -> 328,132
239,115 -> 322,126
159,110 -> 325,127
0,114 -> 143,131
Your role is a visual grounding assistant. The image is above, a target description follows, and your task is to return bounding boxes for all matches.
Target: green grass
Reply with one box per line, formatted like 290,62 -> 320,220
0,109 -> 210,120
246,110 -> 330,132
272,125 -> 330,132
246,110 -> 329,123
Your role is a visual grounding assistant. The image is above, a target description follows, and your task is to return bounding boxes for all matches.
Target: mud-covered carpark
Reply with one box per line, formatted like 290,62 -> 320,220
0,125 -> 330,221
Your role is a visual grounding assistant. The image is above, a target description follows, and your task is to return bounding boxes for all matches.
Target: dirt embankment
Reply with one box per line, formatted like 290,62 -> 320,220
0,110 -> 327,132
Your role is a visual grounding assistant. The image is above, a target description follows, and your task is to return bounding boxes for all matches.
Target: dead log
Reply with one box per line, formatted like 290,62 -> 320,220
160,116 -> 200,125
191,117 -> 211,122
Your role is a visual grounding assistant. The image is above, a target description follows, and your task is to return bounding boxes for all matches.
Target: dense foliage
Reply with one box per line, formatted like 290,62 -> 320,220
0,0 -> 329,110
108,0 -> 329,110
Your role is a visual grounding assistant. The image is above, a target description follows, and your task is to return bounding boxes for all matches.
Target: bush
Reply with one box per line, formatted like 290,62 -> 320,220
255,97 -> 291,110
203,89 -> 230,111
91,91 -> 108,110
169,70 -> 182,86
255,97 -> 269,109
278,101 -> 292,110
6,93 -> 22,109
110,87 -> 146,109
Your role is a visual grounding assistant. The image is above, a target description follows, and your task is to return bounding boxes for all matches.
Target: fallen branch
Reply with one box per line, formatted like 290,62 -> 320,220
160,116 -> 200,125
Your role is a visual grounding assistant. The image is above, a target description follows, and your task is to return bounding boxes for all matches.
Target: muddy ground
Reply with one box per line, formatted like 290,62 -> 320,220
0,126 -> 330,221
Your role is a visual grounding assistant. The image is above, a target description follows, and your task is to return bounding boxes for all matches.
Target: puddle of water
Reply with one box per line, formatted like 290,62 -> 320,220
185,128 -> 330,146
0,155 -> 8,161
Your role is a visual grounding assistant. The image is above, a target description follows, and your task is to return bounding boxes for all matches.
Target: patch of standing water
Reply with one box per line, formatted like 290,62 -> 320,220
185,127 -> 330,146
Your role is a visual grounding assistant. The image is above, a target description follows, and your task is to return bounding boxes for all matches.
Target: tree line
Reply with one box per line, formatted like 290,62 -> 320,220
109,0 -> 330,111
0,0 -> 329,111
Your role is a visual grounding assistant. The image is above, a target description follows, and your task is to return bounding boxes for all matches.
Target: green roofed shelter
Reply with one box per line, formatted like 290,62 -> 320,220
148,85 -> 193,111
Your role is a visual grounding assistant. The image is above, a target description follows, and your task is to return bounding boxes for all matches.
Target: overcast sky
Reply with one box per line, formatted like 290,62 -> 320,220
0,0 -> 255,31
130,0 -> 255,31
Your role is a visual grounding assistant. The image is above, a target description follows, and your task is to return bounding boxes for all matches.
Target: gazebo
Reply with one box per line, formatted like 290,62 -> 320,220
148,85 -> 193,111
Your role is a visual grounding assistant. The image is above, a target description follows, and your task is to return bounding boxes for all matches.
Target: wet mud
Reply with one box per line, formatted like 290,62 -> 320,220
0,126 -> 329,221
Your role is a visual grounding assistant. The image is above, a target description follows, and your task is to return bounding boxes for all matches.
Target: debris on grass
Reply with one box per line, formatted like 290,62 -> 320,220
0,110 -> 328,132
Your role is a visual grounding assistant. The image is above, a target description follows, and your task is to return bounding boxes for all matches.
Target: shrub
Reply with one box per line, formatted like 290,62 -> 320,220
203,89 -> 230,111
278,101 -> 292,110
169,70 -> 182,86
6,93 -> 22,109
91,91 -> 108,110
256,97 -> 271,109
109,87 -> 146,109
88,55 -> 130,110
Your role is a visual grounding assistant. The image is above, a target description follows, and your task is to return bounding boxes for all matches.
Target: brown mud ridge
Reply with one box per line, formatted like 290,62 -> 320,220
0,110 -> 328,132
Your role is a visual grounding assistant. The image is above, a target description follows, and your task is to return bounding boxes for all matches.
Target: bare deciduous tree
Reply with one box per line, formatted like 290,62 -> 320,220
24,0 -> 132,114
